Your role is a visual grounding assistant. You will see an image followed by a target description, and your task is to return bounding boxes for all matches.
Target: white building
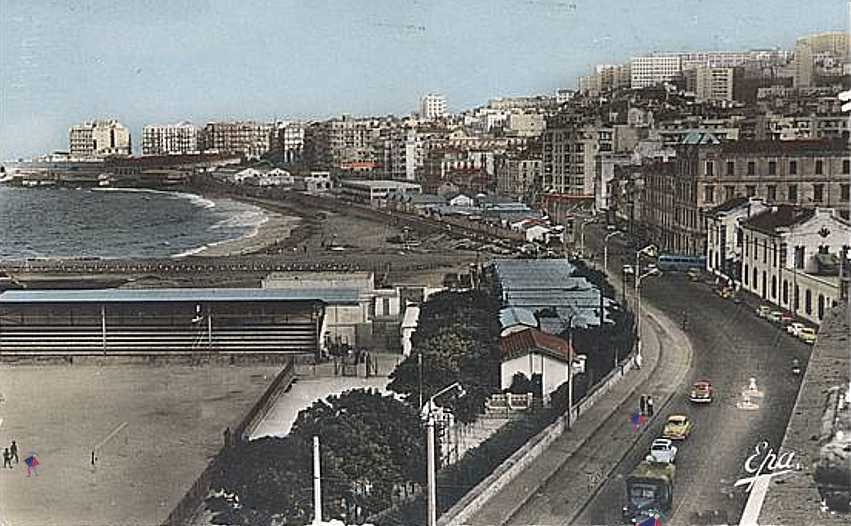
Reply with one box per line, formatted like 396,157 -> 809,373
705,197 -> 769,283
142,121 -> 200,155
630,54 -> 683,88
274,121 -> 306,163
500,327 -> 574,403
340,179 -> 422,207
297,171 -> 332,194
740,206 -> 851,325
693,66 -> 737,103
419,93 -> 447,120
69,120 -> 131,159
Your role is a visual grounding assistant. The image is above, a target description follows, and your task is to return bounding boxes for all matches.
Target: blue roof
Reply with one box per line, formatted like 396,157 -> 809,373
499,307 -> 538,330
0,288 -> 361,305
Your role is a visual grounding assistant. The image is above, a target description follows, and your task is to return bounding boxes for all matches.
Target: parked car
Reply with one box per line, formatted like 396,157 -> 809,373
798,327 -> 817,345
767,311 -> 783,323
662,414 -> 693,440
689,381 -> 713,404
648,438 -> 678,464
786,322 -> 806,337
622,264 -> 635,275
756,305 -> 772,318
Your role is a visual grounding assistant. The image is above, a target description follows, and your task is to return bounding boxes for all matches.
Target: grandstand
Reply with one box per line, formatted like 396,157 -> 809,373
0,288 -> 361,355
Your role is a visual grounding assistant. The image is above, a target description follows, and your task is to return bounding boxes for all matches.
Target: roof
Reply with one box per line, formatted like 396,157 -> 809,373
500,327 -> 574,364
499,307 -> 538,330
0,288 -> 362,305
708,196 -> 749,215
741,206 -> 817,235
341,179 -> 421,190
409,193 -> 446,205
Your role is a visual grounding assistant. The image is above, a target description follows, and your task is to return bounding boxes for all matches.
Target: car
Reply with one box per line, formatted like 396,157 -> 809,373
622,264 -> 635,275
647,438 -> 678,464
767,311 -> 783,323
798,327 -> 817,345
687,268 -> 701,281
779,313 -> 794,326
756,305 -> 772,318
786,322 -> 806,337
661,414 -> 693,440
689,381 -> 713,403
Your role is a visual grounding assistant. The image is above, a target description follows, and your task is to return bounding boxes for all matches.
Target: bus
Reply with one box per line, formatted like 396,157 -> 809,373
656,254 -> 706,272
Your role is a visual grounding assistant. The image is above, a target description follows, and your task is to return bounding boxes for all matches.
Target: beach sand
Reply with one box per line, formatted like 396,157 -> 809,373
191,212 -> 301,257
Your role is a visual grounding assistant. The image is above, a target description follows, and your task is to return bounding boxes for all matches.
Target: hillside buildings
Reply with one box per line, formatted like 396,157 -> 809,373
201,121 -> 274,160
142,121 -> 200,155
419,93 -> 447,120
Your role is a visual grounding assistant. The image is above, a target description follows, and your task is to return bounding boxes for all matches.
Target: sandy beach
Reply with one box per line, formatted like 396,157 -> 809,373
189,211 -> 301,258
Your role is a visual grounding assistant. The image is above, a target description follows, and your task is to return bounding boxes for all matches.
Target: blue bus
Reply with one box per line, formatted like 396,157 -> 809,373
656,254 -> 706,272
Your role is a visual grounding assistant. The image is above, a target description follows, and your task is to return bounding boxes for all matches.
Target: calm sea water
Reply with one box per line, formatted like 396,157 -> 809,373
0,186 -> 268,260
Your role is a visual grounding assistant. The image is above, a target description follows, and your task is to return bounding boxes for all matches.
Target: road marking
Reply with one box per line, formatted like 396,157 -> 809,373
738,473 -> 772,526
94,421 -> 128,451
0,418 -> 3,428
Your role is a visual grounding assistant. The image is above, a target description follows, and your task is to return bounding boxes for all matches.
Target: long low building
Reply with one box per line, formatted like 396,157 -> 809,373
0,288 -> 362,355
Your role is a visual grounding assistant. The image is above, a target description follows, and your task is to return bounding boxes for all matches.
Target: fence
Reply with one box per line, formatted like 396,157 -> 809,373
161,358 -> 296,526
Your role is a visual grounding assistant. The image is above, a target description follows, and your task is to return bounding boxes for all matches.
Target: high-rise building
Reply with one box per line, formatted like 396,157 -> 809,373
419,94 -> 447,120
693,66 -> 739,102
304,115 -> 385,172
141,121 -> 200,155
69,120 -> 131,159
273,121 -> 306,164
200,121 -> 273,160
542,114 -> 615,196
630,54 -> 683,88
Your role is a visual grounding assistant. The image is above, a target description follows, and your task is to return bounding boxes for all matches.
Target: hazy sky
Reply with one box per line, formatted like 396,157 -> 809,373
0,0 -> 845,158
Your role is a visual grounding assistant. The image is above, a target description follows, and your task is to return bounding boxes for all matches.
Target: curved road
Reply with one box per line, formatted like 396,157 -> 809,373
570,227 -> 810,526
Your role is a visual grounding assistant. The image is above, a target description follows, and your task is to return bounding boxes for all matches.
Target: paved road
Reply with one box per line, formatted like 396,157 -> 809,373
573,226 -> 810,526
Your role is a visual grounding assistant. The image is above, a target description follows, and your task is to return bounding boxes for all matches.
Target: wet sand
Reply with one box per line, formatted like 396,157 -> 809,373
190,212 -> 301,258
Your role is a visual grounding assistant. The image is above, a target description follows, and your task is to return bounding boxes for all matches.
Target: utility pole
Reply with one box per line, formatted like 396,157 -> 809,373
313,436 -> 322,525
426,416 -> 437,526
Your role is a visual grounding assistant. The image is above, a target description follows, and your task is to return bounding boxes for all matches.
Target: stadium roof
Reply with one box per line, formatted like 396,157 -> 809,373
0,288 -> 362,305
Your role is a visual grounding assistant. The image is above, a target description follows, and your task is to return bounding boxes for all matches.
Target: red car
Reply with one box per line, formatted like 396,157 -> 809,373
689,381 -> 713,403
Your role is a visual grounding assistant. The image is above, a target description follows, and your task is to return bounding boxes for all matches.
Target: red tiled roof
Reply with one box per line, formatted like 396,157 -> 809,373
500,327 -> 574,364
741,205 -> 816,235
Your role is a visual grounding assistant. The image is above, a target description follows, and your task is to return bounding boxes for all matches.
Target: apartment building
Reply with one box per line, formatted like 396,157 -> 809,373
69,120 -> 131,159
304,115 -> 385,173
630,54 -> 683,88
273,121 -> 305,164
201,121 -> 273,160
541,114 -> 615,196
142,121 -> 200,155
495,153 -> 541,201
419,94 -> 447,120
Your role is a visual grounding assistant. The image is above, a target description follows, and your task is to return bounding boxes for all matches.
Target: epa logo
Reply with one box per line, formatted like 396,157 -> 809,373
840,90 -> 851,112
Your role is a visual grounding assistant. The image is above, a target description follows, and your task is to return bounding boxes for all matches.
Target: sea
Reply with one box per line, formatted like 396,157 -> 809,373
0,186 -> 270,260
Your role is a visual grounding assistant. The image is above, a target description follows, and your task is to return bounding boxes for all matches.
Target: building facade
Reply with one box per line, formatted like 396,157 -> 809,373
419,94 -> 447,120
705,197 -> 770,283
142,121 -> 200,155
69,120 -> 131,159
542,116 -> 615,196
496,154 -> 541,201
201,121 -> 274,160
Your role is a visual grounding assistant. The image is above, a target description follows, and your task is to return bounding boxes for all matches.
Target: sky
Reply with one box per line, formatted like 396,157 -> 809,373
0,0 -> 846,159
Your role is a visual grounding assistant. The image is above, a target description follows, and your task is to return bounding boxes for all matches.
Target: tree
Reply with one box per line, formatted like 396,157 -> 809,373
506,372 -> 533,394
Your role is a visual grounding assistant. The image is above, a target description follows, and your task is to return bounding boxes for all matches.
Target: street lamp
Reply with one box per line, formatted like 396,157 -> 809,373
603,231 -> 623,275
422,381 -> 465,526
635,267 -> 661,368
579,218 -> 596,258
634,244 -> 658,308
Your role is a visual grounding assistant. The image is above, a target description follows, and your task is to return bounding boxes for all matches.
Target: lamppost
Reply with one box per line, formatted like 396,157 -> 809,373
634,244 -> 658,308
635,267 -> 661,368
603,230 -> 623,275
422,381 -> 465,526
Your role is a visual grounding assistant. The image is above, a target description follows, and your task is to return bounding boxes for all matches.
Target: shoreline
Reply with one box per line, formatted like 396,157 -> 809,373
186,212 -> 302,258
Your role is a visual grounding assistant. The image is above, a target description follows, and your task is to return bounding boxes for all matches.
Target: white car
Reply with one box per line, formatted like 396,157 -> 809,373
786,322 -> 806,337
648,438 -> 678,464
622,264 -> 635,275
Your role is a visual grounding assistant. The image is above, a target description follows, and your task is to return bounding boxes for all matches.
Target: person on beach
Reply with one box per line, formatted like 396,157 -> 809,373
10,440 -> 18,464
3,448 -> 11,469
647,396 -> 655,417
640,395 -> 647,416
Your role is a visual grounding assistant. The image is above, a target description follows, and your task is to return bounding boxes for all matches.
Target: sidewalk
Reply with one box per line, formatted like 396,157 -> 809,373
468,266 -> 694,526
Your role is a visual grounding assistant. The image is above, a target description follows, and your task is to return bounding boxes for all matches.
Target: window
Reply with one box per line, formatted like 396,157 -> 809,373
744,264 -> 749,285
763,241 -> 768,264
744,236 -> 749,257
725,185 -> 736,201
813,183 -> 824,203
794,285 -> 800,311
747,161 -> 755,176
771,276 -> 777,299
818,294 -> 825,320
841,183 -> 849,202
706,161 -> 714,176
767,185 -> 776,201
788,184 -> 798,202
762,271 -> 767,298
782,280 -> 788,305
805,289 -> 812,315
815,159 -> 823,175
704,185 -> 715,203
752,267 -> 758,288
789,160 -> 797,175
726,160 -> 735,176
746,185 -> 756,197
768,161 -> 776,175
844,159 -> 850,174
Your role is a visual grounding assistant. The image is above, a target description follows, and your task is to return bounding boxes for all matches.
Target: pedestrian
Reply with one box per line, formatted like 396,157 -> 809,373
640,395 -> 647,416
2,448 -> 11,469
10,440 -> 18,464
24,452 -> 38,477
647,395 -> 655,417
630,411 -> 641,432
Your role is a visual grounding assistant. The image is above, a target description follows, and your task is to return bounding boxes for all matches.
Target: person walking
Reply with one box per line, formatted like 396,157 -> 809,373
2,448 -> 11,469
647,395 -> 655,418
10,441 -> 18,464
640,395 -> 647,416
